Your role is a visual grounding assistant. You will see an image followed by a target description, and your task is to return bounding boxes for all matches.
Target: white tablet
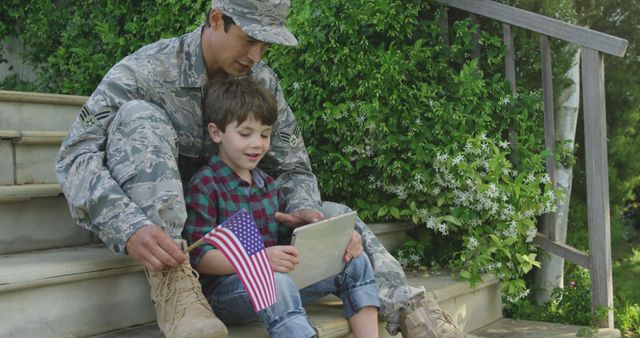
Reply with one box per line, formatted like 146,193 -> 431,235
288,211 -> 357,289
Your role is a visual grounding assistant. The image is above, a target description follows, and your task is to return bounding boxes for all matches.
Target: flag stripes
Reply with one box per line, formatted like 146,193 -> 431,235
202,210 -> 276,311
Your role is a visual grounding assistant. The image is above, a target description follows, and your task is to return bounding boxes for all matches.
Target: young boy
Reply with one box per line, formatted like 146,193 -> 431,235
183,77 -> 380,338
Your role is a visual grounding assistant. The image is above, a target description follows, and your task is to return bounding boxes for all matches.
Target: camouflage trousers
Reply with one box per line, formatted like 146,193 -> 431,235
105,101 -> 424,335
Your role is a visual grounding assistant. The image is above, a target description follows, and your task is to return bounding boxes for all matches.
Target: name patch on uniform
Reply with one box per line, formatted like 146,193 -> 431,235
278,125 -> 302,147
80,106 -> 111,129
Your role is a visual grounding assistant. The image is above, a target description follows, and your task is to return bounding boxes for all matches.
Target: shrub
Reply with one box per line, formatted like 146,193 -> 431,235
268,0 -> 552,300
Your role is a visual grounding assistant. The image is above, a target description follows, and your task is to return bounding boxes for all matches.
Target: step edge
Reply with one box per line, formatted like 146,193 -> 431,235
0,183 -> 62,202
432,274 -> 500,302
0,90 -> 87,105
0,245 -> 142,293
0,130 -> 67,144
0,265 -> 144,294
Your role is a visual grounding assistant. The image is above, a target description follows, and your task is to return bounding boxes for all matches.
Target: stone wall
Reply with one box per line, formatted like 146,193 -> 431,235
0,37 -> 35,83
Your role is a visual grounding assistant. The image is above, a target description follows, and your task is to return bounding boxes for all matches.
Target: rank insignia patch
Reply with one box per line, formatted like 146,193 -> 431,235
278,125 -> 302,147
80,106 -> 111,129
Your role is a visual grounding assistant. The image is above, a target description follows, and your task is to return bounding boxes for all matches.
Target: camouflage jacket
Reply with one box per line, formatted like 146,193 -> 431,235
56,25 -> 322,254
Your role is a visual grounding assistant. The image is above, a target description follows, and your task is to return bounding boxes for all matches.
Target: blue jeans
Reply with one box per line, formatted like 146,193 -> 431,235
207,254 -> 380,338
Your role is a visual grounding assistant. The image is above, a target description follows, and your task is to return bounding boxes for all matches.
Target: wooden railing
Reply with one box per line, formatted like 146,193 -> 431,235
435,0 -> 628,328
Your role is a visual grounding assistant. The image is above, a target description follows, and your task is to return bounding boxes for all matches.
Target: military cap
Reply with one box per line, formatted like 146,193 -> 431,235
212,0 -> 298,46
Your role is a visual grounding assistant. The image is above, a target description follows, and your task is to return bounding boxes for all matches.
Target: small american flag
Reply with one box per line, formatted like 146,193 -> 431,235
201,209 -> 276,312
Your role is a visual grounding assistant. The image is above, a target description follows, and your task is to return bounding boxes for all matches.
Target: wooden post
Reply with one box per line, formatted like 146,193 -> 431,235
540,35 -> 558,239
440,8 -> 449,46
470,14 -> 481,59
503,24 -> 519,165
581,47 -> 614,328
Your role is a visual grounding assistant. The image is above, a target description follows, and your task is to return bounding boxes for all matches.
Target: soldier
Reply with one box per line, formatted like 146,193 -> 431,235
56,0 -> 475,337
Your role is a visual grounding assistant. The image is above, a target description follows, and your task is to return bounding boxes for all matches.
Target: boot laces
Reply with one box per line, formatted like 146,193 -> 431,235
151,263 -> 207,329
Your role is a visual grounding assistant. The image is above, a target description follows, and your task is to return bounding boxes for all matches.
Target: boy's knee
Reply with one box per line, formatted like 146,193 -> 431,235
344,254 -> 375,283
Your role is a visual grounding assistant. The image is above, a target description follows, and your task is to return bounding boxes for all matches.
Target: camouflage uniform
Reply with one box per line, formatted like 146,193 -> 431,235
56,24 -> 423,335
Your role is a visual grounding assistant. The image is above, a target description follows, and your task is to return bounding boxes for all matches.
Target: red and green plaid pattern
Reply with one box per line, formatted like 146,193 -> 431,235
183,154 -> 285,267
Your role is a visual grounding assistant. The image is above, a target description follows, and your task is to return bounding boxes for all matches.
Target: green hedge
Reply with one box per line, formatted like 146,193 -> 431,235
1,0 -> 554,300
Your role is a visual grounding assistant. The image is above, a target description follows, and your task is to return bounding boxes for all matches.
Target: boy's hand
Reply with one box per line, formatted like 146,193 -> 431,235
125,224 -> 188,272
343,230 -> 363,262
274,209 -> 324,228
266,245 -> 299,273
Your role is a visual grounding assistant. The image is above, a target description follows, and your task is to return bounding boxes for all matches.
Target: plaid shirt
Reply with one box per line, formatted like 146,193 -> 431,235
183,154 -> 286,269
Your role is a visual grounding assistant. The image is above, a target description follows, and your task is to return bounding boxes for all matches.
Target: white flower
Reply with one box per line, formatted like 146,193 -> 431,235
524,173 -> 536,184
481,142 -> 489,152
426,216 -> 437,230
467,236 -> 479,250
526,226 -> 537,243
464,142 -> 474,153
470,218 -> 482,227
438,223 -> 448,235
498,140 -> 511,149
452,154 -> 464,165
365,145 -> 373,157
503,221 -> 518,239
540,173 -> 552,184
292,81 -> 301,90
436,152 -> 449,163
415,117 -> 423,126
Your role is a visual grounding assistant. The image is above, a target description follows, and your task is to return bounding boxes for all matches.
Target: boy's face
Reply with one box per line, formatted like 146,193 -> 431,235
208,116 -> 272,180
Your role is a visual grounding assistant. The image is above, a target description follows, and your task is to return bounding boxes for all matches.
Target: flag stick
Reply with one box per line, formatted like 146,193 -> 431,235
183,237 -> 204,254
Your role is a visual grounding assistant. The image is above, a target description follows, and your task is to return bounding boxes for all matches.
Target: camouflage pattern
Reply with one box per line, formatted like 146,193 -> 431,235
322,202 -> 426,335
212,0 -> 298,46
56,25 -> 320,254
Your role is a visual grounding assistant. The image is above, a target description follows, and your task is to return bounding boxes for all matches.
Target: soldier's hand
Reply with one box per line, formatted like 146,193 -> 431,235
126,224 -> 188,272
266,245 -> 299,273
274,209 -> 324,229
343,230 -> 363,262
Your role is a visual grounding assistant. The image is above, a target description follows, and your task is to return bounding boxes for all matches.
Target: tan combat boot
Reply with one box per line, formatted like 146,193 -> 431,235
400,295 -> 478,338
147,261 -> 228,338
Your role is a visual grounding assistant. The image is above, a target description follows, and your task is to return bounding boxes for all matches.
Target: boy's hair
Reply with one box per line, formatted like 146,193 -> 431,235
204,77 -> 277,132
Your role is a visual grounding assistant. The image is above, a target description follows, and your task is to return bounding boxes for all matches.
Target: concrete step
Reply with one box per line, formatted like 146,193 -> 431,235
86,271 -> 499,338
0,90 -> 85,131
0,244 -> 155,338
0,130 -> 66,185
0,193 -> 95,254
0,184 -> 98,254
473,318 -> 621,337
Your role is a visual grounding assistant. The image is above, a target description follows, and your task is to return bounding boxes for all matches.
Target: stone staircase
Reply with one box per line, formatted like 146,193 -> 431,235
0,90 -> 618,338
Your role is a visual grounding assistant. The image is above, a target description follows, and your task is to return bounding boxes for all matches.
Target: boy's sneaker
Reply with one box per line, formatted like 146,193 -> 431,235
146,260 -> 228,338
400,295 -> 477,338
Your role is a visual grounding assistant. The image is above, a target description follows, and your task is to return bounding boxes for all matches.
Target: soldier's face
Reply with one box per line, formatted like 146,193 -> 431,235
208,117 -> 272,181
204,11 -> 269,77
